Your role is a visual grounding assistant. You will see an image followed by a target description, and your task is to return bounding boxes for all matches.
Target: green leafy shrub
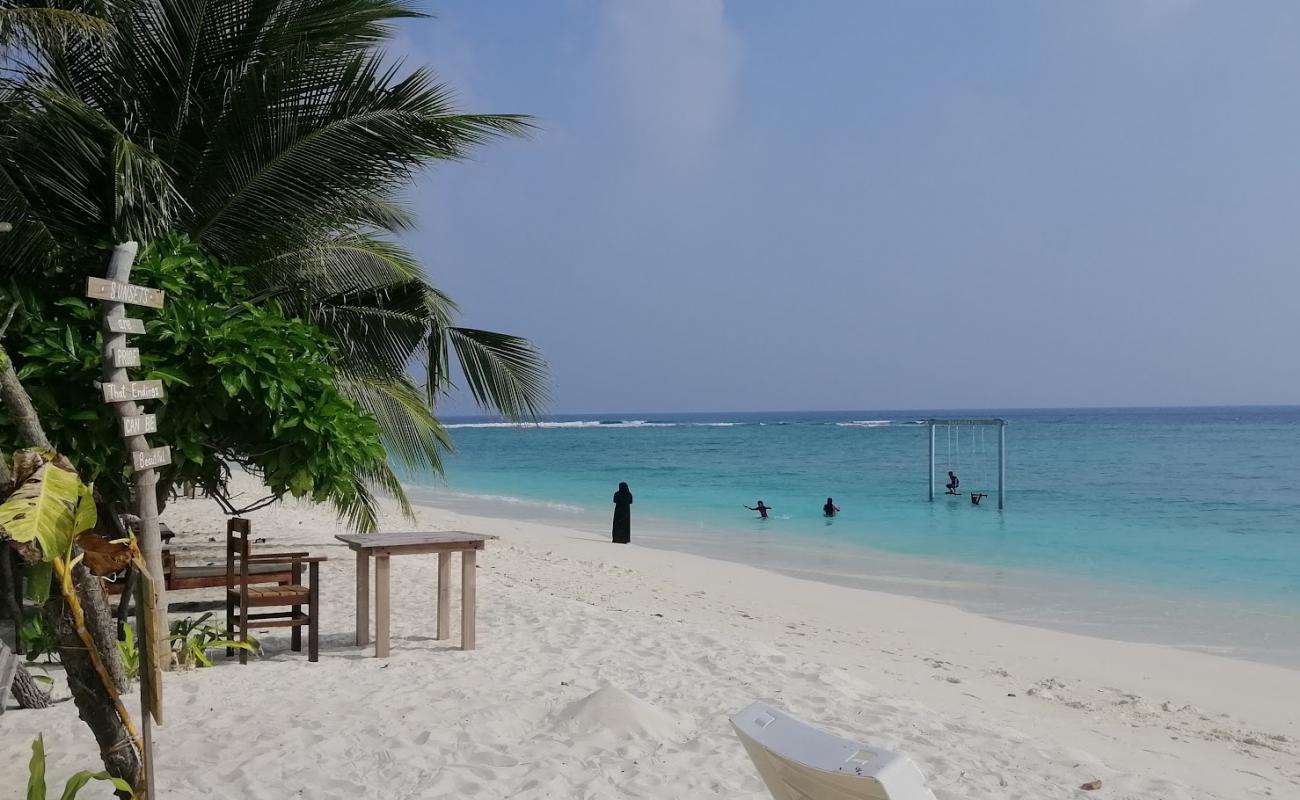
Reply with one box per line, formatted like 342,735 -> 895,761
2,235 -> 390,527
169,613 -> 257,668
116,622 -> 140,682
19,615 -> 60,665
26,734 -> 133,798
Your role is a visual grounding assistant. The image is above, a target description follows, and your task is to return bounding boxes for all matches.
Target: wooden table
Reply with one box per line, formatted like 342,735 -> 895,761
335,532 -> 496,657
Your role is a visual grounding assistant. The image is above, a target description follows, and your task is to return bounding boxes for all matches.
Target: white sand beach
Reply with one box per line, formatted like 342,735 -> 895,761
3,479 -> 1297,799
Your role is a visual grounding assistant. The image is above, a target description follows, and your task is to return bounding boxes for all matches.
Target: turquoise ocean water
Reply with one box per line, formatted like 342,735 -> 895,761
406,407 -> 1300,665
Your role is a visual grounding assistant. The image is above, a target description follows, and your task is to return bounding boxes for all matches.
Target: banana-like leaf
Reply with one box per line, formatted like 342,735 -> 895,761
0,450 -> 96,564
58,770 -> 134,800
27,733 -> 45,800
23,562 -> 51,604
26,733 -> 134,800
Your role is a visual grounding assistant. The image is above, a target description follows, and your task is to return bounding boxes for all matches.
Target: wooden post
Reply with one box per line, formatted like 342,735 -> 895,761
998,423 -> 1006,510
89,242 -> 169,797
437,552 -> 451,640
355,550 -> 369,647
134,572 -> 158,797
375,555 -> 390,658
927,423 -> 936,502
94,243 -> 168,674
461,550 -> 476,651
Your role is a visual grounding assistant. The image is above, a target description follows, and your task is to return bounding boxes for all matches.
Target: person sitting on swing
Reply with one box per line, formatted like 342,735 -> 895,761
945,471 -> 960,495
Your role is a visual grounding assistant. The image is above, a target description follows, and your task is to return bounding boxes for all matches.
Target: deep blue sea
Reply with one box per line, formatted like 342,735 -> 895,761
407,407 -> 1300,663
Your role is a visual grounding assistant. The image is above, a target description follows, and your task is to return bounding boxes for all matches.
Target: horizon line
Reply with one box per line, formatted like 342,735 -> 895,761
442,403 -> 1300,419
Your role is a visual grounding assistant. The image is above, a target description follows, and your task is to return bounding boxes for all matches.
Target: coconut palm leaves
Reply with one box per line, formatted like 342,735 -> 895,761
0,0 -> 548,522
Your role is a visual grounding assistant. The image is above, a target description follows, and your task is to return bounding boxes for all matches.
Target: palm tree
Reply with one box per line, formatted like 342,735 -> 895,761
0,0 -> 548,521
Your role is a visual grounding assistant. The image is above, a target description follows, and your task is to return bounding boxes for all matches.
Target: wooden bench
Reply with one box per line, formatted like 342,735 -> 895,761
103,550 -> 295,593
168,558 -> 293,591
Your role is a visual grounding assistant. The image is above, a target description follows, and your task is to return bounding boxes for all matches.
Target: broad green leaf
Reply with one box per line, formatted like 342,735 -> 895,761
24,563 -> 52,604
0,453 -> 88,563
73,483 -> 96,537
27,735 -> 46,800
59,770 -> 134,800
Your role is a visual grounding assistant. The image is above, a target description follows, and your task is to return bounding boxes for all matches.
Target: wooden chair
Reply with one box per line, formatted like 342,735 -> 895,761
225,519 -> 325,663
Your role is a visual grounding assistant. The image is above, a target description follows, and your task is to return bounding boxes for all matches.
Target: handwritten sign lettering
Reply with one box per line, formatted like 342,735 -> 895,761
111,348 -> 140,368
120,414 -> 158,437
101,380 -> 163,403
85,277 -> 165,309
131,446 -> 171,471
105,317 -> 146,335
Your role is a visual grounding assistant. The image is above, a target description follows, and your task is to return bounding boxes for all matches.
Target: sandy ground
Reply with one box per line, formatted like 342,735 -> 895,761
2,479 -> 1297,799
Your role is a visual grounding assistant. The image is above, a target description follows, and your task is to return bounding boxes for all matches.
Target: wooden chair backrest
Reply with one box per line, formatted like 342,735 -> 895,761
226,518 -> 251,593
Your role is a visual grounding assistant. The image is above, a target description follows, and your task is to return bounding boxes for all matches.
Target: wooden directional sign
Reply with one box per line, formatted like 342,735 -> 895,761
102,380 -> 163,403
120,414 -> 157,437
131,446 -> 171,471
85,277 -> 165,309
105,317 -> 146,335
111,347 -> 141,368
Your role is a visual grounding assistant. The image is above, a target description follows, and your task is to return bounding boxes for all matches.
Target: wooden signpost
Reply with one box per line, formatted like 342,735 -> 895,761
100,380 -> 163,403
85,276 -> 165,308
106,317 -> 146,335
130,446 -> 172,472
111,348 -> 141,368
86,244 -> 164,797
120,414 -> 157,437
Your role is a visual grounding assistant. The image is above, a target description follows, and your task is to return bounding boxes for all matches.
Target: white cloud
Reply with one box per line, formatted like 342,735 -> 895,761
598,0 -> 743,167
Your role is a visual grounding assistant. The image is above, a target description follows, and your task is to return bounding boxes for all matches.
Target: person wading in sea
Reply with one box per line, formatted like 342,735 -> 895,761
745,501 -> 773,519
612,482 -> 633,543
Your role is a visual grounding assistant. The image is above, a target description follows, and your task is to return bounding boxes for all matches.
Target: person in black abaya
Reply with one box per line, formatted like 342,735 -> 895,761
612,482 -> 633,543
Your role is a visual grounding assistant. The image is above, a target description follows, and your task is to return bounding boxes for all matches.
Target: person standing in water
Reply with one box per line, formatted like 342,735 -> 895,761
745,501 -> 772,519
612,482 -> 633,543
823,497 -> 840,517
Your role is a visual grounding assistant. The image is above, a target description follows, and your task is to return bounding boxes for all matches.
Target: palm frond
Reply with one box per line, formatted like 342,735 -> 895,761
336,372 -> 451,473
439,326 -> 549,420
0,7 -> 113,50
186,51 -> 530,257
251,230 -> 426,296
0,85 -> 181,251
334,475 -> 379,532
333,459 -> 415,532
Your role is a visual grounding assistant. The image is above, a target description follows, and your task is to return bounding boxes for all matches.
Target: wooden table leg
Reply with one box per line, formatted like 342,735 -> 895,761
375,554 -> 390,658
355,550 -> 370,647
461,549 -> 476,650
437,551 -> 451,640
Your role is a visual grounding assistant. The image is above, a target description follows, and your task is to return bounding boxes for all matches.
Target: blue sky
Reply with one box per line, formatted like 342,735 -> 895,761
397,1 -> 1300,414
